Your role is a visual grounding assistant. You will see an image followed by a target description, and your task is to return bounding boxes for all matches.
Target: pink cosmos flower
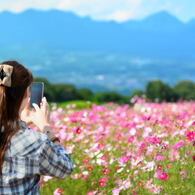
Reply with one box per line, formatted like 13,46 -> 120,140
173,141 -> 184,150
102,167 -> 110,175
156,165 -> 163,170
97,143 -> 104,150
87,191 -> 97,195
139,143 -> 147,151
72,127 -> 82,134
180,171 -> 187,175
82,174 -> 90,180
185,151 -> 191,155
186,131 -> 195,141
99,177 -> 108,187
58,129 -> 66,141
100,177 -> 108,182
149,187 -> 161,194
154,154 -> 164,161
166,164 -> 172,169
112,188 -> 121,195
87,166 -> 93,172
53,188 -> 64,195
117,134 -> 122,140
117,155 -> 130,164
154,172 -> 168,180
83,157 -> 90,165
126,136 -> 134,143
101,155 -> 108,160
146,136 -> 162,145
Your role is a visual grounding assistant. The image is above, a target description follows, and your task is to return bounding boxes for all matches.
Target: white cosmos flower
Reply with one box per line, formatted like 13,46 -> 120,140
82,171 -> 89,175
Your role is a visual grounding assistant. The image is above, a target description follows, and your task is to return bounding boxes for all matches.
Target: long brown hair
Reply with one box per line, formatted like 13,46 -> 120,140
0,60 -> 33,173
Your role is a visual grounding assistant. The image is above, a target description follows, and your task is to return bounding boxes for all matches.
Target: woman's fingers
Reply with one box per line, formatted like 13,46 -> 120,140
32,103 -> 40,112
42,97 -> 50,121
41,97 -> 49,112
40,97 -> 46,110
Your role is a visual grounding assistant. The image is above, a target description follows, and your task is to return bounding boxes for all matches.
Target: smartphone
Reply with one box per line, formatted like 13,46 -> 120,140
29,82 -> 44,109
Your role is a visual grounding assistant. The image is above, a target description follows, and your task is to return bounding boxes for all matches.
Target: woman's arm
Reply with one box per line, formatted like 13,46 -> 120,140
38,137 -> 74,179
37,124 -> 74,178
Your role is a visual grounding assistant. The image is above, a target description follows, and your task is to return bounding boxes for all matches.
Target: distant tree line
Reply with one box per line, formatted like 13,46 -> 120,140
34,77 -> 130,104
132,80 -> 195,103
34,77 -> 195,104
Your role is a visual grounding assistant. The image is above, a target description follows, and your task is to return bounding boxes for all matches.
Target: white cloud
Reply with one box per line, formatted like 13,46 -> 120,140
0,0 -> 193,22
104,10 -> 138,22
66,0 -> 142,22
0,0 -> 142,22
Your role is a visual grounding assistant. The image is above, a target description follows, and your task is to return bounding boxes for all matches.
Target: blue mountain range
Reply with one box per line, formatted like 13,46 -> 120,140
0,9 -> 194,94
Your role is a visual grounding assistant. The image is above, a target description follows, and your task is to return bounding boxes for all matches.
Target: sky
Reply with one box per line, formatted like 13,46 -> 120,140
0,0 -> 194,22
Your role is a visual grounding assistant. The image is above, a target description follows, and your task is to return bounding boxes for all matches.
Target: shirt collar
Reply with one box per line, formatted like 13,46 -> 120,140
19,120 -> 28,129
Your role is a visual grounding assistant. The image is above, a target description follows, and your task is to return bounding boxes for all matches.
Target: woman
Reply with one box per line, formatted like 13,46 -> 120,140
0,60 -> 74,195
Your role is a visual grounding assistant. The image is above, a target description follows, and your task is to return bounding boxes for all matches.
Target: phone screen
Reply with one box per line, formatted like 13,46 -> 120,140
29,82 -> 44,109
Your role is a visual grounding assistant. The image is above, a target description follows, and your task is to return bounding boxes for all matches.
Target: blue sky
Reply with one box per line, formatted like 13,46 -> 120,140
0,0 -> 194,22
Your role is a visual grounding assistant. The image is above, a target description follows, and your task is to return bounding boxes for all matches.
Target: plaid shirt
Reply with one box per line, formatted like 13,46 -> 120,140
0,121 -> 74,195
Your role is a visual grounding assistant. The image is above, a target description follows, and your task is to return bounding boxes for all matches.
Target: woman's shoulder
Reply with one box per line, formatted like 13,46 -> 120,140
15,121 -> 48,141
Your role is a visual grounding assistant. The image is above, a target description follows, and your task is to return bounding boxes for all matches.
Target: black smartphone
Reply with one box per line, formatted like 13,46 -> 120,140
29,82 -> 44,109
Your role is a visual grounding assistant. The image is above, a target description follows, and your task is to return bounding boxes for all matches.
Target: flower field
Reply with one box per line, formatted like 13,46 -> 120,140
39,99 -> 195,195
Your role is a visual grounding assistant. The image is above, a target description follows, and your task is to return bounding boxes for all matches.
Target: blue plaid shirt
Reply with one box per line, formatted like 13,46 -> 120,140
0,121 -> 74,195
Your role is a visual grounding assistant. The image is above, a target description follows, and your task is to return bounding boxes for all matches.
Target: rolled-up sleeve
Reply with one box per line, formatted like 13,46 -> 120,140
38,138 -> 74,178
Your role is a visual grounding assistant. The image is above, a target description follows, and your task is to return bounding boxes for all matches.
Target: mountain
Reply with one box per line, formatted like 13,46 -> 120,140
0,9 -> 194,95
0,9 -> 121,50
0,9 -> 194,59
122,11 -> 184,32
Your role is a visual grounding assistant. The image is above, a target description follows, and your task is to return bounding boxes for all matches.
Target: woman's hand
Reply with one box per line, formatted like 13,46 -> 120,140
31,97 -> 51,131
21,97 -> 51,131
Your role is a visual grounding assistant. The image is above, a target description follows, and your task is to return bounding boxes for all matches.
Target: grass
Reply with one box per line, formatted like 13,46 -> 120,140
49,100 -> 102,110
